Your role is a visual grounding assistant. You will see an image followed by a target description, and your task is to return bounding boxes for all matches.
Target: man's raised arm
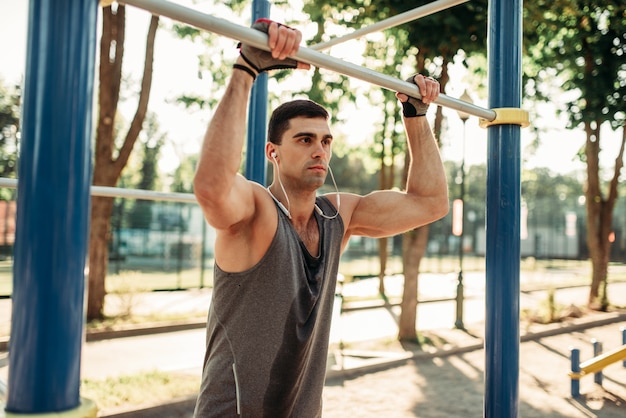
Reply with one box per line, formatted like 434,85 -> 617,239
344,74 -> 448,240
192,20 -> 307,230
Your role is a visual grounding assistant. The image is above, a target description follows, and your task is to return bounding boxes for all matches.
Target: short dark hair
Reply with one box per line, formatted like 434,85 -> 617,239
267,99 -> 329,144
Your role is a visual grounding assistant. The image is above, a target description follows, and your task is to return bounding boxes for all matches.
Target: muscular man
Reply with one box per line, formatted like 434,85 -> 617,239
193,19 -> 448,418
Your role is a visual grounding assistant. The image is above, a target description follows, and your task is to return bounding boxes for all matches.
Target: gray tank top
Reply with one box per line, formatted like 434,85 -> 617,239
194,196 -> 344,417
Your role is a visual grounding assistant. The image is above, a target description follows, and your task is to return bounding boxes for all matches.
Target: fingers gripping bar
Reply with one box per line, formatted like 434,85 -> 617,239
119,0 -> 497,122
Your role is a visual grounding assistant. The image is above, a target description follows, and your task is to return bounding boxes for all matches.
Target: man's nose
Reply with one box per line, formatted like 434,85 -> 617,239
312,143 -> 327,159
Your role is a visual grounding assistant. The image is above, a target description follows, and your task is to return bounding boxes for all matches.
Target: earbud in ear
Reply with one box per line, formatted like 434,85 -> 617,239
271,151 -> 277,158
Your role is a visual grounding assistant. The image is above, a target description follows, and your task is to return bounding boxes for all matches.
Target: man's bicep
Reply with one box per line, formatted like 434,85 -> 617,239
347,190 -> 432,238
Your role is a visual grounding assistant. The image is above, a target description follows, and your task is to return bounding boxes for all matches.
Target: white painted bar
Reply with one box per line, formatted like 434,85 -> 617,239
119,0 -> 496,121
310,0 -> 470,51
0,177 -> 197,203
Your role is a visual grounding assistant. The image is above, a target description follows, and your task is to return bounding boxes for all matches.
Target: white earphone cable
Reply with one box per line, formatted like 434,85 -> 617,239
269,152 -> 340,220
315,165 -> 340,220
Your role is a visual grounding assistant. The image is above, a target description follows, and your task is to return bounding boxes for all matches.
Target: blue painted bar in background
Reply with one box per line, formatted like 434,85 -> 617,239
592,339 -> 603,385
570,348 -> 581,398
245,0 -> 271,184
6,0 -> 97,413
484,0 -> 523,416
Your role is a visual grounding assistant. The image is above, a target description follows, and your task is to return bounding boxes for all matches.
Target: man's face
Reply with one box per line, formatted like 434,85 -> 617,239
277,116 -> 333,191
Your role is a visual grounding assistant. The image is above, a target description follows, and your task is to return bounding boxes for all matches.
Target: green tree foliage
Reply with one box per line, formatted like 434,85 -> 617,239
322,151 -> 377,194
171,154 -> 198,194
301,2 -> 356,112
522,167 -> 584,203
303,0 -> 488,340
524,0 -> 626,309
170,22 -> 231,111
525,1 -> 625,129
127,114 -> 165,229
0,79 -> 20,198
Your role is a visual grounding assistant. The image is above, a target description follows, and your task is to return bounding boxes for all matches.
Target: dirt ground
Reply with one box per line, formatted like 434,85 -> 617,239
322,321 -> 626,418
98,320 -> 626,418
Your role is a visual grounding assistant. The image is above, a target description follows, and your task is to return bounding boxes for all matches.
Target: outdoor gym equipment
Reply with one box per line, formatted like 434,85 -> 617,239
5,0 -> 526,417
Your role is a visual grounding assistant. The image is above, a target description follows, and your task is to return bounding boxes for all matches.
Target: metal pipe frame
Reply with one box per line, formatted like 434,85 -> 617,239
484,0 -> 522,415
310,0 -> 470,51
0,177 -> 197,203
119,0 -> 496,121
578,345 -> 626,376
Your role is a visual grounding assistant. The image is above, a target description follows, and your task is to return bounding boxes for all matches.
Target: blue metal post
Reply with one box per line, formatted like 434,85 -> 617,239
570,348 -> 581,398
484,0 -> 523,416
245,0 -> 270,184
592,339 -> 603,385
6,0 -> 97,413
622,327 -> 626,367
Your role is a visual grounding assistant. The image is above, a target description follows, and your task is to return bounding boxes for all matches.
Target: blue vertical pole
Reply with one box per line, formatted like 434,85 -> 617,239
6,0 -> 97,413
570,348 -> 581,398
592,339 -> 603,385
484,0 -> 522,417
245,0 -> 271,184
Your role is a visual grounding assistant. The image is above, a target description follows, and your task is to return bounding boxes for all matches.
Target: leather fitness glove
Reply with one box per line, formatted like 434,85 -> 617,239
400,74 -> 431,117
237,18 -> 299,77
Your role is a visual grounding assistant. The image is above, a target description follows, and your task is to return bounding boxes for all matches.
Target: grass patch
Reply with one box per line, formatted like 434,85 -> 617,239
81,370 -> 199,412
106,269 -> 213,294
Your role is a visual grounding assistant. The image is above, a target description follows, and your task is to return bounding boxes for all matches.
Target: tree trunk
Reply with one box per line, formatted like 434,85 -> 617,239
584,121 -> 625,310
86,7 -> 158,321
87,196 -> 115,319
378,237 -> 388,298
398,226 -> 429,341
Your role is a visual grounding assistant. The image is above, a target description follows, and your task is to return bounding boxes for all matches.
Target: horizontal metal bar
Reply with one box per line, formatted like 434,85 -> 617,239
579,345 -> 626,376
0,178 -> 16,190
310,0 -> 470,51
120,0 -> 496,121
0,177 -> 197,203
91,185 -> 197,203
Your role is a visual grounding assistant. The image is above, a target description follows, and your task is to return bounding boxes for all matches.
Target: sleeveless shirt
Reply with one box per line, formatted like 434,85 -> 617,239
194,196 -> 344,418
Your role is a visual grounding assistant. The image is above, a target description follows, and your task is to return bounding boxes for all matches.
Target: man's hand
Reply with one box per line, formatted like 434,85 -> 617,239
396,74 -> 440,117
238,19 -> 310,76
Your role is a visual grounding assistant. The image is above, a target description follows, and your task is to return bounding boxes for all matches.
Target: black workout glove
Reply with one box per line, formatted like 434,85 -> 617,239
400,74 -> 430,117
238,18 -> 299,74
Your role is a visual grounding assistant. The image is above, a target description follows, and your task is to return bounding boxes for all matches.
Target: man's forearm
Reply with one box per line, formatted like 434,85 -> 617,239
403,116 -> 447,199
194,66 -> 254,195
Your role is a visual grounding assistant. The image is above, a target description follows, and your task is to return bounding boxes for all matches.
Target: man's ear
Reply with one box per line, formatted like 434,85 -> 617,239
266,143 -> 278,161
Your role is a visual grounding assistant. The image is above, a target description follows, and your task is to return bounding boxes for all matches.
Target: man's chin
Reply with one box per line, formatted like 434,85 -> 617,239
310,177 -> 327,190
302,173 -> 326,187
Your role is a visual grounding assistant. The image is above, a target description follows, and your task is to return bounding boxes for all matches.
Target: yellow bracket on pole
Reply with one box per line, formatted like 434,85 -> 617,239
100,0 -> 115,7
479,108 -> 530,128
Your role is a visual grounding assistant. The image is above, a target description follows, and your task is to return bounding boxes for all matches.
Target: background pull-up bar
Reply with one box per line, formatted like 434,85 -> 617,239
120,0 -> 497,122
310,0 -> 470,51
